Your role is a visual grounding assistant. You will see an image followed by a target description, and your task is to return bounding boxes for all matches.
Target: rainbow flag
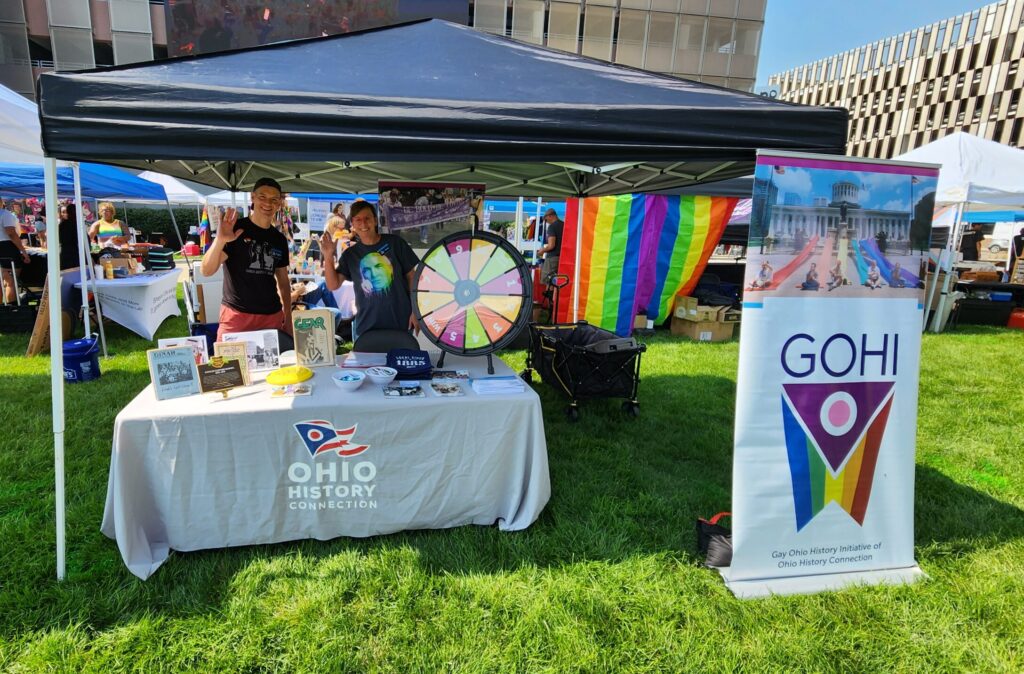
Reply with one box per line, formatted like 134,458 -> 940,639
555,194 -> 736,334
198,207 -> 211,251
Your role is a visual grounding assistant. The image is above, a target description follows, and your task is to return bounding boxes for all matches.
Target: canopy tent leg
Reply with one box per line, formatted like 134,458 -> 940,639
167,199 -> 192,283
45,158 -> 66,581
72,163 -> 91,336
74,164 -> 109,358
514,197 -> 523,253
931,201 -> 964,333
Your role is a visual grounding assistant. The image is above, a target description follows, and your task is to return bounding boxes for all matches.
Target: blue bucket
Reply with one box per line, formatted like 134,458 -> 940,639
63,336 -> 101,383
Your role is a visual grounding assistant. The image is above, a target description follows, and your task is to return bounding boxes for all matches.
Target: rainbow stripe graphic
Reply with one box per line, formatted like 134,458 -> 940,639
781,382 -> 895,531
198,207 -> 211,251
555,194 -> 736,334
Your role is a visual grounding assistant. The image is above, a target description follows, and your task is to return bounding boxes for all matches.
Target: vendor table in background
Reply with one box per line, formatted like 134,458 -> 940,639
75,269 -> 180,340
102,353 -> 550,579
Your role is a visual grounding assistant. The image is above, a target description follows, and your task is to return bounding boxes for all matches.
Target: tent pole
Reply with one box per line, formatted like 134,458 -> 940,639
72,163 -> 91,337
44,158 -> 66,581
167,198 -> 192,282
931,201 -> 964,333
572,195 -> 583,323
514,197 -> 523,251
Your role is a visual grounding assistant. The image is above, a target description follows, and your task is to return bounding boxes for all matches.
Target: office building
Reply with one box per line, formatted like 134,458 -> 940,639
1,1 -> 766,99
767,0 -> 1024,158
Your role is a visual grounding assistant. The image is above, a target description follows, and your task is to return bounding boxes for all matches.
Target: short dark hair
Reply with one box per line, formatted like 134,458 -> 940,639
349,200 -> 377,223
252,177 -> 283,194
545,208 -> 557,217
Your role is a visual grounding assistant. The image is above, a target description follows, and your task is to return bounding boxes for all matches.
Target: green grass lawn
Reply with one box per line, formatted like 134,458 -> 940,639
1,303 -> 1022,672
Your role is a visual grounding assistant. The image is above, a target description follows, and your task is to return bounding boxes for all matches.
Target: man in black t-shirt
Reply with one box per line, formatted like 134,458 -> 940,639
539,208 -> 563,282
200,177 -> 292,340
319,201 -> 419,342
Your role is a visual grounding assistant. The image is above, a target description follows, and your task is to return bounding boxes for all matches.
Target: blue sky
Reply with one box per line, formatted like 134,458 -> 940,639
753,164 -> 938,213
756,0 -> 987,86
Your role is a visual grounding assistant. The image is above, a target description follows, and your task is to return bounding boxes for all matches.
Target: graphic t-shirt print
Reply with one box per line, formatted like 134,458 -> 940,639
359,252 -> 394,295
245,238 -> 278,274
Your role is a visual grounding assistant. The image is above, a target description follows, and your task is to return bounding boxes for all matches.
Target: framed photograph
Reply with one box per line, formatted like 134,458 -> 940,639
293,308 -> 335,368
147,346 -> 201,400
197,356 -> 246,395
221,329 -> 280,371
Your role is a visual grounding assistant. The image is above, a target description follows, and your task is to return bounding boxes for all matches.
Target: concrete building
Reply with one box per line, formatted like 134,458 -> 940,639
766,0 -> 1024,158
1,0 -> 766,99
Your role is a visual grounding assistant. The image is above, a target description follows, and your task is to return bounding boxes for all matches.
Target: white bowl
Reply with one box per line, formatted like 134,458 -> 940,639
365,366 -> 397,386
332,369 -> 366,391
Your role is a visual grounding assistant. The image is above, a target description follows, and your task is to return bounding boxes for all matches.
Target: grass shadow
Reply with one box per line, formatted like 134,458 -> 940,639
915,464 -> 1024,550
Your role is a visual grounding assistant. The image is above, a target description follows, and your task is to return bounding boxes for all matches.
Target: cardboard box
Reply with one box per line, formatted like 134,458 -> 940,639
721,308 -> 742,323
670,316 -> 734,342
673,295 -> 698,320
634,313 -> 649,329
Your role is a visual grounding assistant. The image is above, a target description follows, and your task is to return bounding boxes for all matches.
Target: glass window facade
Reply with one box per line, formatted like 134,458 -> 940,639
109,0 -> 151,33
547,1 -> 580,53
615,10 -> 647,66
674,14 -> 705,74
511,0 -> 544,45
581,4 -> 614,60
46,0 -> 91,29
50,26 -> 96,70
473,0 -> 507,34
113,31 -> 154,65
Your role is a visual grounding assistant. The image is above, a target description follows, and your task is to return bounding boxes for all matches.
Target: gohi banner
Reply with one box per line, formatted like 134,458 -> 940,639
555,194 -> 736,335
723,151 -> 939,598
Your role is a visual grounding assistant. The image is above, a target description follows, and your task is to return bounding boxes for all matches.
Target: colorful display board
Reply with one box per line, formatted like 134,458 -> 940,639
723,151 -> 940,598
413,231 -> 531,356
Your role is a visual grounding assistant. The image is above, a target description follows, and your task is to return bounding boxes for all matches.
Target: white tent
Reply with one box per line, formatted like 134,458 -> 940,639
0,84 -> 44,165
896,132 -> 1024,331
137,171 -> 206,205
896,131 -> 1024,206
206,189 -> 298,209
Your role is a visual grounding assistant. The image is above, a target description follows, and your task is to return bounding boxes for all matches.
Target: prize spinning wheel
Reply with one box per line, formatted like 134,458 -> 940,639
413,230 -> 532,373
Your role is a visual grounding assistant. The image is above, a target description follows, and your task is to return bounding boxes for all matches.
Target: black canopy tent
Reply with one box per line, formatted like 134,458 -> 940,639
36,18 -> 849,580
38,19 -> 847,196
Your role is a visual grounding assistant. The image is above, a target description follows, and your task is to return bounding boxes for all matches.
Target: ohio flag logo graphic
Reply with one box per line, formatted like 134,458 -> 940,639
781,382 -> 894,531
293,420 -> 369,458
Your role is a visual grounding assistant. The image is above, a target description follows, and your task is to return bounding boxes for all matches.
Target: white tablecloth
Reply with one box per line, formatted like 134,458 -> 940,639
76,270 -> 181,340
101,353 -> 550,579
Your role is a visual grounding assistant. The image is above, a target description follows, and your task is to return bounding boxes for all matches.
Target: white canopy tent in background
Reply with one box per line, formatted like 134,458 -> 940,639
0,83 -> 45,165
896,131 -> 1024,330
137,171 -> 206,205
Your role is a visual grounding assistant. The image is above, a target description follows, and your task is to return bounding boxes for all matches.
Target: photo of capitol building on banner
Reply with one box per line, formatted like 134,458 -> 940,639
746,164 -> 937,300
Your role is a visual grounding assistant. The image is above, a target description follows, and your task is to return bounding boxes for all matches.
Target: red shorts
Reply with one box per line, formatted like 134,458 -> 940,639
217,305 -> 285,341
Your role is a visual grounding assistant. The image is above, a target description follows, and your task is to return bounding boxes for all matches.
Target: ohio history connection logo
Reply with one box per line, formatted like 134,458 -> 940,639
780,382 -> 895,531
294,420 -> 369,458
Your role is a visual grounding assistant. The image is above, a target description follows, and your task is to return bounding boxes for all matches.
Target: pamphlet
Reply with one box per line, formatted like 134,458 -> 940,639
471,375 -> 526,396
271,383 -> 314,398
213,341 -> 252,385
430,382 -> 465,397
293,308 -> 335,368
157,336 -> 208,365
147,346 -> 201,400
382,382 -> 426,398
431,369 -> 470,380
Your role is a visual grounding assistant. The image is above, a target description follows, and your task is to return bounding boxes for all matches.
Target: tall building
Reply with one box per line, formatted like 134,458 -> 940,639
470,0 -> 766,91
1,0 -> 766,99
767,0 -> 1024,158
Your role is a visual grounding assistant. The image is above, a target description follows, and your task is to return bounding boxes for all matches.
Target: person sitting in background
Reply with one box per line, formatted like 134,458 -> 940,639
800,262 -> 820,291
890,262 -> 906,288
866,261 -> 883,289
827,261 -> 844,291
89,202 -> 130,247
750,260 -> 773,289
